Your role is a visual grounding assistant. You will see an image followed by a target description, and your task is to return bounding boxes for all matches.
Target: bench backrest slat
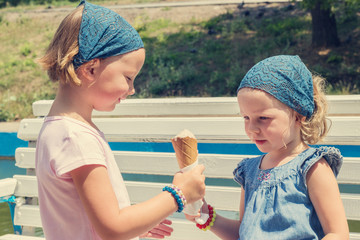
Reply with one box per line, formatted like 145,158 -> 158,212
32,96 -> 360,117
17,116 -> 360,145
15,148 -> 360,184
0,178 -> 17,197
11,175 -> 360,220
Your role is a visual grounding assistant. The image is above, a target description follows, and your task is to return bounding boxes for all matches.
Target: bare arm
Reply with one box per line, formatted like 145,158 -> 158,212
210,215 -> 240,240
209,187 -> 244,240
71,164 -> 205,240
307,158 -> 349,240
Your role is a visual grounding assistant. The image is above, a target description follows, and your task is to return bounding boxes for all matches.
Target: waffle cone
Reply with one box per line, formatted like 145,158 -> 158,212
171,133 -> 198,169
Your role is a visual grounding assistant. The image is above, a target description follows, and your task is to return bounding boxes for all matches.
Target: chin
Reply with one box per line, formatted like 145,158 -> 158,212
257,148 -> 268,153
95,105 -> 116,112
255,145 -> 270,153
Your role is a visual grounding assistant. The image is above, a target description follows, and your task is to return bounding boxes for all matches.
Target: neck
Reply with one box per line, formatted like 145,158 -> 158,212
48,84 -> 96,129
261,140 -> 309,170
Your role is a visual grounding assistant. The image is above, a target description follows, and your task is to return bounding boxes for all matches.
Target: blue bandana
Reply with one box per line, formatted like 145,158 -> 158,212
237,55 -> 314,119
73,0 -> 144,68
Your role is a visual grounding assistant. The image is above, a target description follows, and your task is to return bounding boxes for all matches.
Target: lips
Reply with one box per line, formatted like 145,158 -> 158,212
255,140 -> 266,145
117,96 -> 126,103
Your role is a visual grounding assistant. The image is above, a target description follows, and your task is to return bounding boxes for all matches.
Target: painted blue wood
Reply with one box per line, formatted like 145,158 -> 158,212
0,133 -> 27,157
108,142 -> 359,157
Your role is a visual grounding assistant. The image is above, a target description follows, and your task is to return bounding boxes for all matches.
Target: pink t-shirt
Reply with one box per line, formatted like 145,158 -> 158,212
35,116 -> 138,240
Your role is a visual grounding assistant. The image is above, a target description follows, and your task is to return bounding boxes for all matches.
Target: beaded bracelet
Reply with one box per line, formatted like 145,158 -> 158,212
196,204 -> 216,231
163,185 -> 187,213
169,184 -> 187,206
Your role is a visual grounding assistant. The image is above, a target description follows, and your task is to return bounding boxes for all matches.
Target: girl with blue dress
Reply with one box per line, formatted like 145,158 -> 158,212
187,55 -> 349,239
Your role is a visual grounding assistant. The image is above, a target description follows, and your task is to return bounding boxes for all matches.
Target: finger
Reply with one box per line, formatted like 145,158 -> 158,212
160,218 -> 172,226
184,209 -> 201,218
146,232 -> 165,239
149,227 -> 172,237
154,227 -> 172,235
184,214 -> 199,222
156,222 -> 173,233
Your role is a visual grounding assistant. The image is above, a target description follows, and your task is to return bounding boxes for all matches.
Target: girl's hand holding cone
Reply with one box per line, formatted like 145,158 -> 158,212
172,165 -> 206,204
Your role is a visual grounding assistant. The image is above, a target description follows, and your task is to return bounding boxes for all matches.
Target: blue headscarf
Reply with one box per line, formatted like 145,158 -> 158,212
237,55 -> 314,119
73,0 -> 144,68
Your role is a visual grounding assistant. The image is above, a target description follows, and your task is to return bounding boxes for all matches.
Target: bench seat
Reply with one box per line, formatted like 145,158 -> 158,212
0,96 -> 359,239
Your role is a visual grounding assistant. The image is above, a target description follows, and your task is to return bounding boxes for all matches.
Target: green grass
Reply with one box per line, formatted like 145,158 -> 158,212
0,1 -> 359,121
0,203 -> 46,236
350,220 -> 360,233
0,203 -> 13,235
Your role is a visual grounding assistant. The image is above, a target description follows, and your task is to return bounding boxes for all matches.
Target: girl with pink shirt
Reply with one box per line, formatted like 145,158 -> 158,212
35,1 -> 205,239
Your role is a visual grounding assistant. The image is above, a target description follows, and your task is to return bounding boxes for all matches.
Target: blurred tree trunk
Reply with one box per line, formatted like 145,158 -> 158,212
310,1 -> 340,48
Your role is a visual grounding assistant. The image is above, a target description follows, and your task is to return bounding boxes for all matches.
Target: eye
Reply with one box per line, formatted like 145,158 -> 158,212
243,116 -> 249,120
259,116 -> 269,120
126,76 -> 132,82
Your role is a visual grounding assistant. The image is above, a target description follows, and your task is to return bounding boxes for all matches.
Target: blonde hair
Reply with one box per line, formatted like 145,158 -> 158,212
38,5 -> 84,86
298,74 -> 329,145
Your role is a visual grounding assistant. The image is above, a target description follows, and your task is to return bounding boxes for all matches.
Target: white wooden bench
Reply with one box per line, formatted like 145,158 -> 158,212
0,95 -> 359,240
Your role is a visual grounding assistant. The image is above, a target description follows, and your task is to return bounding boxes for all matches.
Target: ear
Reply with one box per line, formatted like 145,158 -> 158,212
77,59 -> 101,83
295,114 -> 306,126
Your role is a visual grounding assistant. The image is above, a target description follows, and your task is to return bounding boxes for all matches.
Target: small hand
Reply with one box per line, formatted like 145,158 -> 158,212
184,212 -> 200,223
184,199 -> 209,223
139,219 -> 173,239
173,164 -> 206,204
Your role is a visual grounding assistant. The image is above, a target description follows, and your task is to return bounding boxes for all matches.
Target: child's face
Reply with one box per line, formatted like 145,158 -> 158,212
89,48 -> 145,111
237,88 -> 300,154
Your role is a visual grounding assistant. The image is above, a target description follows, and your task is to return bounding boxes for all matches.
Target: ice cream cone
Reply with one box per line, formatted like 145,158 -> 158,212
171,129 -> 204,217
171,129 -> 198,169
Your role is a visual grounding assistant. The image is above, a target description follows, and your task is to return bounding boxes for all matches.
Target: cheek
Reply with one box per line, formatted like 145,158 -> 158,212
272,121 -> 294,140
245,123 -> 252,132
102,77 -> 128,92
260,122 -> 282,138
243,121 -> 250,134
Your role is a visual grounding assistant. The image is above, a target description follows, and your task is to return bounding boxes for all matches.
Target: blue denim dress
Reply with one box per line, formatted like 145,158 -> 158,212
233,147 -> 342,240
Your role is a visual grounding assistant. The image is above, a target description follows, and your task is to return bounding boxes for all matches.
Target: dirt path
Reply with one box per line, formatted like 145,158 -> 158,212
3,0 -> 289,25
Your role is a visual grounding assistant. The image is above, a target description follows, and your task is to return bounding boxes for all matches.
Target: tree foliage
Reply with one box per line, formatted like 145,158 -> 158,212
301,0 -> 360,11
298,0 -> 360,48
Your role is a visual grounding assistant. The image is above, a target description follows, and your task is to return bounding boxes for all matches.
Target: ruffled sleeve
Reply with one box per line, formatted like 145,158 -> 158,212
233,158 -> 249,187
301,146 -> 343,185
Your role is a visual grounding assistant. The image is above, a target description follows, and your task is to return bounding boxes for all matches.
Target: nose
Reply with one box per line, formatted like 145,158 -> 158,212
247,120 -> 260,134
128,87 -> 135,96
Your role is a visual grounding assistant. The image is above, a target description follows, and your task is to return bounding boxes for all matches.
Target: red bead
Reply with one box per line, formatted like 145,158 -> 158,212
196,204 -> 216,231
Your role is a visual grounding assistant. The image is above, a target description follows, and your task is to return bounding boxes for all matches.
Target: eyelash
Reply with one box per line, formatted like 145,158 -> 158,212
243,116 -> 269,120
